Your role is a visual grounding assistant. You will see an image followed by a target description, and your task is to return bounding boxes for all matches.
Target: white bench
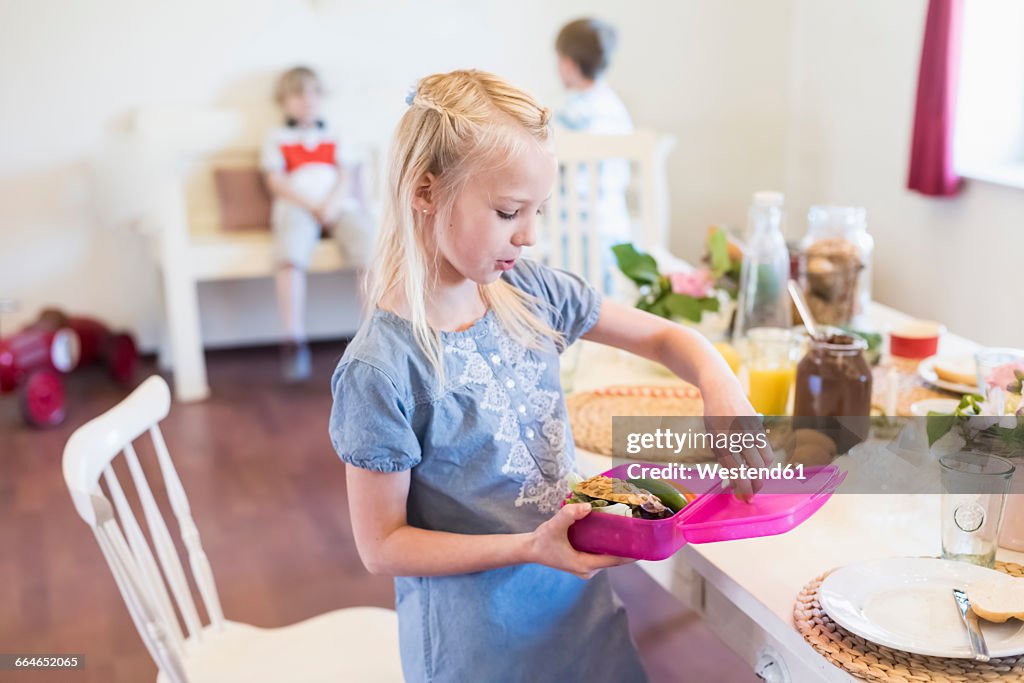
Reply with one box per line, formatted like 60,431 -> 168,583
133,108 -> 375,401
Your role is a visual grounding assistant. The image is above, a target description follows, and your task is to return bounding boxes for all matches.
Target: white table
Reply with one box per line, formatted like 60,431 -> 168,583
571,303 -> 1024,682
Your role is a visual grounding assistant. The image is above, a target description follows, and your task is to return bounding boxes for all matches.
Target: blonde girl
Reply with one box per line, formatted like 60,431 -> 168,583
329,69 -> 767,683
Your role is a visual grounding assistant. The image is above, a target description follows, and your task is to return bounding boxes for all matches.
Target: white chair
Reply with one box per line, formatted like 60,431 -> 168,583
62,375 -> 402,683
540,130 -> 676,293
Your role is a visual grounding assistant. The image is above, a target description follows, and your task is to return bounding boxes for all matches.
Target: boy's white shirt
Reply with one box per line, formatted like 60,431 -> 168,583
260,124 -> 344,206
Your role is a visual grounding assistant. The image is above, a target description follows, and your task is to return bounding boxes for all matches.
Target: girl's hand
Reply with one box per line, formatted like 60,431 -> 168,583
701,385 -> 775,501
580,301 -> 777,500
526,503 -> 634,579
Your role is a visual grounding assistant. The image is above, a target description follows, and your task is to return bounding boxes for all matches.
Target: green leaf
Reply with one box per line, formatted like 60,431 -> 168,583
927,413 -> 957,447
839,327 -> 882,353
647,299 -> 671,318
708,228 -> 731,278
664,295 -> 703,322
1009,419 -> 1024,445
955,394 -> 984,415
612,243 -> 661,286
663,294 -> 720,323
701,296 -> 720,313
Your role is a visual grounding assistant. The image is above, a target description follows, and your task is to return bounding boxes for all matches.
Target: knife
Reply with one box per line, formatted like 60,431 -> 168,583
952,588 -> 990,662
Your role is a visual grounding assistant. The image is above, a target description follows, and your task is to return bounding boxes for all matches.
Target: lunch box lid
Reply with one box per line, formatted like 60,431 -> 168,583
675,465 -> 845,542
600,463 -> 846,543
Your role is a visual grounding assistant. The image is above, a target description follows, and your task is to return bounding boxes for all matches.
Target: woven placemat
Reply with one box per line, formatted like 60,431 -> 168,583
795,561 -> 1024,681
566,384 -> 704,457
872,358 -> 964,417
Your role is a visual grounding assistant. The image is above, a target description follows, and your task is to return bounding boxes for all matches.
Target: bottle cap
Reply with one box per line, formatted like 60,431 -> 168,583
753,191 -> 785,207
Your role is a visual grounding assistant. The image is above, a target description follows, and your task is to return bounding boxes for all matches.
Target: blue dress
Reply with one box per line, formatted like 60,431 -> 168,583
329,259 -> 648,683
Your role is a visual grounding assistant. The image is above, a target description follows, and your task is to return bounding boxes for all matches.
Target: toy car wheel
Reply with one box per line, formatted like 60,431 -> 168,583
107,333 -> 138,385
21,370 -> 66,428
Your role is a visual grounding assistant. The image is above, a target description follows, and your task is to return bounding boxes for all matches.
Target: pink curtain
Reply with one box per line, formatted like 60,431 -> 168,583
907,0 -> 964,197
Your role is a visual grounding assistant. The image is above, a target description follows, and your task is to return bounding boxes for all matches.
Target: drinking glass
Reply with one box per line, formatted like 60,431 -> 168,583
746,327 -> 799,416
940,451 -> 1015,568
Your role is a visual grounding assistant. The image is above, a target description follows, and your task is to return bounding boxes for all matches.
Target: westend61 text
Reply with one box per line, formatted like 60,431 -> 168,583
625,462 -> 807,482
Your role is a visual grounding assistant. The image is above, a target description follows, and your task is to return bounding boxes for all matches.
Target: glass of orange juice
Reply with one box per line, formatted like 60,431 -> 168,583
746,327 -> 799,416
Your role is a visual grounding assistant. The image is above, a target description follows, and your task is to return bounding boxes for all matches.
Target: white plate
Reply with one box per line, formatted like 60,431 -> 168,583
909,398 -> 961,417
819,557 -> 1024,658
918,356 -> 978,395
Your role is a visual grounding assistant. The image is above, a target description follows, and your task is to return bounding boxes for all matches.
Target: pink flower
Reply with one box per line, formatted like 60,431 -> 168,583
985,361 -> 1024,393
669,269 -> 713,298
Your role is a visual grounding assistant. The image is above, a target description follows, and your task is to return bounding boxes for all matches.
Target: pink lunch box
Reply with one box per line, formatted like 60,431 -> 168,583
566,464 -> 846,561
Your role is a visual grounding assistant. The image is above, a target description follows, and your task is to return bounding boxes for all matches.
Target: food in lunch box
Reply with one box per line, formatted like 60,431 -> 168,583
625,478 -> 691,513
968,579 -> 1024,623
566,475 -> 684,519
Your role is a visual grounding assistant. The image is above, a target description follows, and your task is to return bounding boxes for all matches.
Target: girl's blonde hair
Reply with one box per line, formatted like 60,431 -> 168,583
368,69 -> 562,376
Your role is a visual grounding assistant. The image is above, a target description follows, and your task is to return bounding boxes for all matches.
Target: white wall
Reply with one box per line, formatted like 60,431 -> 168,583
0,0 -> 793,350
783,0 -> 1024,346
2,0 -> 1017,349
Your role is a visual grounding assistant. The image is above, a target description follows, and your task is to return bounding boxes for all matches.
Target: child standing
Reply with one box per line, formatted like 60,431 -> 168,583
329,70 -> 767,683
262,66 -> 373,381
555,18 -> 633,136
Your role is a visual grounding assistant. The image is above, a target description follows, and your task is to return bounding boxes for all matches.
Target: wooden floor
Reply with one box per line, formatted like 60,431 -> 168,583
0,342 -> 754,683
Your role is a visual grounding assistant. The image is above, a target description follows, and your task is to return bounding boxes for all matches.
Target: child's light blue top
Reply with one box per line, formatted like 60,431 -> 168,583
329,259 -> 646,683
556,80 -> 633,136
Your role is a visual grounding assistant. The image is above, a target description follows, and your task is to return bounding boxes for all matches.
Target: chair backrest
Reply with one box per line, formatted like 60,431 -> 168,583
541,130 -> 675,292
63,375 -> 223,683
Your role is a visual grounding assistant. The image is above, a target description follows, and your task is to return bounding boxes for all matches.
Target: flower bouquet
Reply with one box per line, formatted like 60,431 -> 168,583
926,362 -> 1024,458
611,228 -> 741,340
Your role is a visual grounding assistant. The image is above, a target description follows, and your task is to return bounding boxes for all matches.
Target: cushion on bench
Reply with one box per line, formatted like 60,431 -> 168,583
213,167 -> 272,232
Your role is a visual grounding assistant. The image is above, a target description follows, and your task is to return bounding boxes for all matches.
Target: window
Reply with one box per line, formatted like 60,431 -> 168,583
954,0 -> 1024,187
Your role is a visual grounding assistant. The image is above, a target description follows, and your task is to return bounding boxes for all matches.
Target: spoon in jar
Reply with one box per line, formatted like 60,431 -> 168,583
788,280 -> 823,341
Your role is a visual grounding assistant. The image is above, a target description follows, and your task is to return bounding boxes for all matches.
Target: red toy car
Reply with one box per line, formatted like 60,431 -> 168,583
0,308 -> 138,427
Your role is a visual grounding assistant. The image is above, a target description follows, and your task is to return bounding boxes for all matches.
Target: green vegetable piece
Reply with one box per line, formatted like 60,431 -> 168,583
627,478 -> 688,513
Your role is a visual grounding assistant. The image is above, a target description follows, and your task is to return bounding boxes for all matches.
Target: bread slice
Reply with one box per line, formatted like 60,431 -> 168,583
933,355 -> 977,387
968,578 -> 1024,623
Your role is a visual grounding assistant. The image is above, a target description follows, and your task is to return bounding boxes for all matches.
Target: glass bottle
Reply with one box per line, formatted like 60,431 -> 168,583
733,192 -> 792,342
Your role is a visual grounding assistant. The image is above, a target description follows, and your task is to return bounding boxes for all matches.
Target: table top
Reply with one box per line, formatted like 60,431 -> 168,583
570,301 -> 979,393
570,301 -> 1023,676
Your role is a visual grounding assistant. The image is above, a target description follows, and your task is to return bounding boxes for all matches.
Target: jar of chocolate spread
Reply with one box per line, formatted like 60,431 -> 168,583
793,330 -> 873,453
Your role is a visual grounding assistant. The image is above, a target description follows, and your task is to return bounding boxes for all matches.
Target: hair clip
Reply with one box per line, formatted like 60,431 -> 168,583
405,85 -> 417,106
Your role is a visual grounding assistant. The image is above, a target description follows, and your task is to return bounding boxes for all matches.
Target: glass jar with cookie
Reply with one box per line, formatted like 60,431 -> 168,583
799,205 -> 874,327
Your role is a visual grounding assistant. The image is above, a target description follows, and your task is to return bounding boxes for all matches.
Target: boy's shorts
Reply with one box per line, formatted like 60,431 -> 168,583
271,198 -> 374,270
